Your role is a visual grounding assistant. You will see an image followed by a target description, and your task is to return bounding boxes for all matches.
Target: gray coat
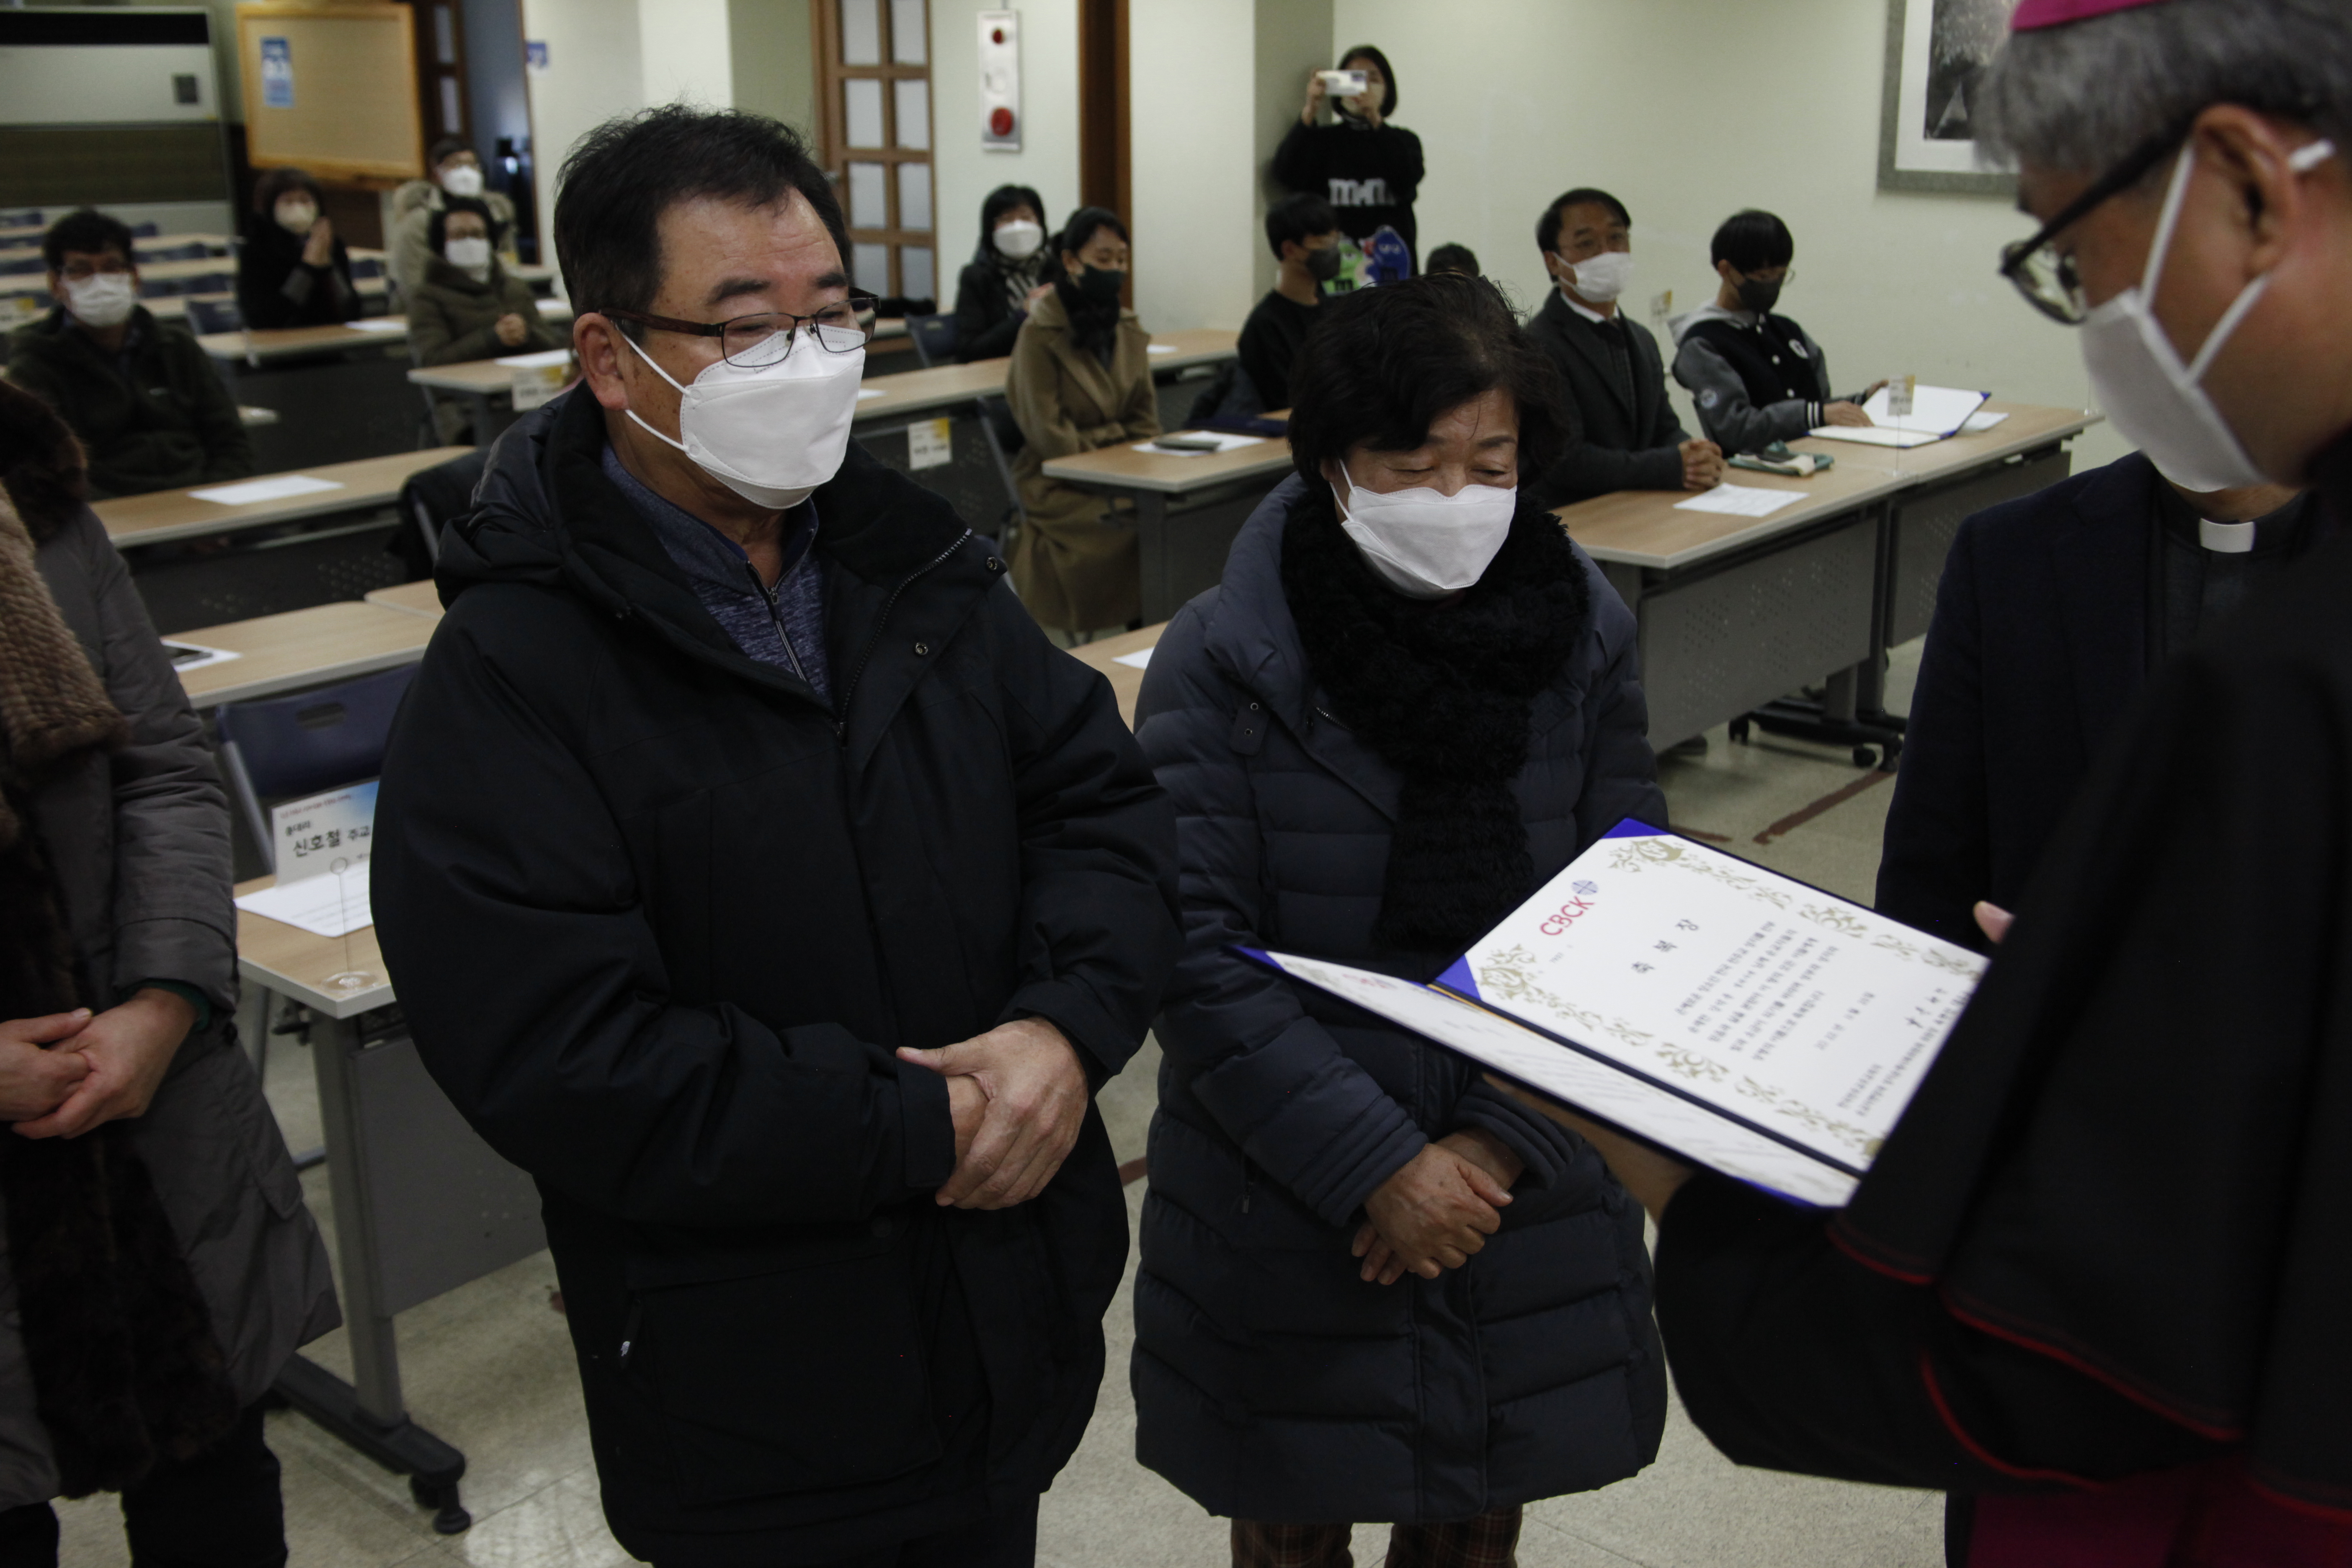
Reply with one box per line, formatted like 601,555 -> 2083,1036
0,505 -> 337,1507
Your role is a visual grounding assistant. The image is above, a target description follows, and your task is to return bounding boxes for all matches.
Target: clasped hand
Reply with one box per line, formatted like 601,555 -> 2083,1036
898,1017 -> 1088,1211
1351,1130 -> 1522,1287
0,988 -> 196,1138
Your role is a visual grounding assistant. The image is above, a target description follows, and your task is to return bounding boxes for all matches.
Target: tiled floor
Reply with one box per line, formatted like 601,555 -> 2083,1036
60,647 -> 1939,1567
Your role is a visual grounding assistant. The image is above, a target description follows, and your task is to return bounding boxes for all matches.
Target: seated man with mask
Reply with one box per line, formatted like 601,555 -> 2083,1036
369,106 -> 1179,1568
1670,210 -> 1884,454
1878,455 -> 2320,952
5,208 -> 252,498
1524,188 -> 1722,508
1235,192 -> 1344,413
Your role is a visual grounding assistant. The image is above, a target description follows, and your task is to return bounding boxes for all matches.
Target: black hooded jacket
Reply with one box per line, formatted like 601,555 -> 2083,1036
369,387 -> 1180,1558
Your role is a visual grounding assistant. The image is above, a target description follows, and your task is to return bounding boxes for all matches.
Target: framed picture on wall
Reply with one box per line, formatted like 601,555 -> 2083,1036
1879,0 -> 2017,196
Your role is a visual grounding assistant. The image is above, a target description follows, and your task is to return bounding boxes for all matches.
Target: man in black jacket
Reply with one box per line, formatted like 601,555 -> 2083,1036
1523,188 -> 1721,509
1875,452 -> 2316,951
369,106 -> 1179,1567
5,208 -> 252,499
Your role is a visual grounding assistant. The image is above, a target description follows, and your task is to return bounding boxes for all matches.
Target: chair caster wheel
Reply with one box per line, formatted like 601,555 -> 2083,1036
1852,745 -> 1878,769
411,1475 -> 471,1534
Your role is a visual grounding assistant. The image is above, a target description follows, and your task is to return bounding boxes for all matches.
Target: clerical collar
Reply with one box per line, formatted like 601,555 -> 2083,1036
2199,518 -> 2256,554
1559,289 -> 1615,327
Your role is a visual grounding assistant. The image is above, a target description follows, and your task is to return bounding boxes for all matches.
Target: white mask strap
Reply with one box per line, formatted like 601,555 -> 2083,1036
2141,144 -> 2198,302
618,328 -> 693,453
2165,139 -> 2338,382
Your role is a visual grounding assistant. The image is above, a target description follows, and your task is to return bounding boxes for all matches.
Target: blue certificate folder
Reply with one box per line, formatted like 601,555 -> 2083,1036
1236,819 -> 1988,1207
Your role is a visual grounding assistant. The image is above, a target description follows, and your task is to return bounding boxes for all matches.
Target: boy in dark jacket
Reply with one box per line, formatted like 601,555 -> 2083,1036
1235,193 -> 1341,413
1669,209 -> 1882,455
5,209 -> 252,499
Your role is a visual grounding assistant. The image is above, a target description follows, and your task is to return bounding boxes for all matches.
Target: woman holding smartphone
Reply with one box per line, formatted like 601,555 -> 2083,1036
1273,45 -> 1426,278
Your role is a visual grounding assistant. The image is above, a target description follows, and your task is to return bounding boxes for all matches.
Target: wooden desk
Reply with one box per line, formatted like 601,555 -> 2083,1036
237,870 -> 536,1527
199,318 -> 410,364
134,232 -> 230,255
1067,623 -> 1166,730
1558,464 -> 1909,573
1145,327 -> 1240,372
1043,434 -> 1293,622
97,448 -> 472,548
174,601 -> 436,708
364,579 -> 445,618
854,356 -> 1016,421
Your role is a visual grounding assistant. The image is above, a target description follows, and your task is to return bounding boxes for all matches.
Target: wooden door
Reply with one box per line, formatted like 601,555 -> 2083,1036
813,0 -> 936,306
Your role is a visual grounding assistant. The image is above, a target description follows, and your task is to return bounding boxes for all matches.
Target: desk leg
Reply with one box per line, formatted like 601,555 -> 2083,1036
1133,492 -> 1172,624
268,1008 -> 473,1534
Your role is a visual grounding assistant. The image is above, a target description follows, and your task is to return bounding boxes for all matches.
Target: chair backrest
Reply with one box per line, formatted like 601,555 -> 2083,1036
129,222 -> 160,238
348,254 -> 383,280
139,241 -> 209,263
0,255 -> 44,277
0,211 -> 41,227
214,664 -> 419,871
399,447 -> 488,568
186,296 -> 244,334
906,312 -> 957,369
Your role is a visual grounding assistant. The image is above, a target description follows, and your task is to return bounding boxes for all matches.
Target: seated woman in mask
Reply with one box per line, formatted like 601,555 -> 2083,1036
408,197 -> 562,439
235,168 -> 361,331
1129,272 -> 1668,1565
950,183 -> 1053,364
1004,206 -> 1158,640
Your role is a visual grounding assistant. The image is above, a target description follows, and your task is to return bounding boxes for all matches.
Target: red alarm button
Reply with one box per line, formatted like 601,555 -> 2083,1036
991,26 -> 1006,43
990,106 -> 1015,137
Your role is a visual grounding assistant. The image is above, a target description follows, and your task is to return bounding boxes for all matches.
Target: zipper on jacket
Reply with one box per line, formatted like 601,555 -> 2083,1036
833,528 -> 972,743
617,1299 -> 644,1368
741,561 -> 812,690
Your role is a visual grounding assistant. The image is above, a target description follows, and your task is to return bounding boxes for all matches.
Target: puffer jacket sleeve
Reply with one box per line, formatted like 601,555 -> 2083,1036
68,509 -> 237,1011
1136,601 -> 1429,1228
1568,546 -> 1667,844
988,588 -> 1182,1081
371,597 -> 957,1231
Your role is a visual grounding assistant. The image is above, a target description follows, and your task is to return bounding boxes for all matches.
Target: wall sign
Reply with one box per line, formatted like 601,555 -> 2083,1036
259,35 -> 293,108
978,11 -> 1019,152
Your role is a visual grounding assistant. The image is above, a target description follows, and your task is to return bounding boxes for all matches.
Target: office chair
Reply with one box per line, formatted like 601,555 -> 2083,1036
129,222 -> 160,238
976,393 -> 1027,560
906,312 -> 958,369
0,255 -> 44,277
186,296 -> 244,334
395,446 -> 487,574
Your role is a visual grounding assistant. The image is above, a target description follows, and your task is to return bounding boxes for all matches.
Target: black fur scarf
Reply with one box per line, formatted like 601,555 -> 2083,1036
1282,487 -> 1592,957
0,380 -> 241,1495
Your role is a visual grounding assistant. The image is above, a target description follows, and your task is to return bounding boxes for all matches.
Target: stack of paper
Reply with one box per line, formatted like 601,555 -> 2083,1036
1672,484 -> 1801,519
188,474 -> 346,506
1132,432 -> 1264,457
1248,821 -> 1986,1206
235,861 -> 372,938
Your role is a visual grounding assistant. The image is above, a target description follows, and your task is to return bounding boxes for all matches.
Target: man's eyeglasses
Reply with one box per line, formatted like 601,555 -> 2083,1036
603,292 -> 879,369
1997,119 -> 2190,326
56,257 -> 132,283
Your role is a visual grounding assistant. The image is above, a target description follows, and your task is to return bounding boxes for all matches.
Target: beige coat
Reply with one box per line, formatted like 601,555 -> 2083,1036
1004,288 -> 1159,632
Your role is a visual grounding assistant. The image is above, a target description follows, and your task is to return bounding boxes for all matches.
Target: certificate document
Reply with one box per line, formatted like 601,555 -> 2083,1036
1244,820 -> 1986,1207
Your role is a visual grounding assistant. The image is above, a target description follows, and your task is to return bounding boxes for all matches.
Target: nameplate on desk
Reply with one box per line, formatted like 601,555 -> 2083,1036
346,319 -> 407,334
1244,820 -> 1986,1208
188,474 -> 346,506
234,780 -> 378,936
498,348 -> 573,410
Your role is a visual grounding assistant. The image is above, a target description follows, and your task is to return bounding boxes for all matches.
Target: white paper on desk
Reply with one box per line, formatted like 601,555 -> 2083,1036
188,474 -> 346,505
1113,648 -> 1153,670
1248,822 -> 1986,1207
494,348 -> 572,369
346,318 -> 407,333
1145,343 -> 1177,355
160,640 -> 240,672
1961,411 -> 2009,433
1859,382 -> 1989,436
1131,431 -> 1264,456
856,388 -> 888,400
235,860 -> 373,938
1805,423 -> 1943,449
1671,483 -> 1801,518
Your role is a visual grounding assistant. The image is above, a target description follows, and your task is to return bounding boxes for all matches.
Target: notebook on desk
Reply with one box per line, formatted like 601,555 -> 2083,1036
1242,820 -> 1986,1208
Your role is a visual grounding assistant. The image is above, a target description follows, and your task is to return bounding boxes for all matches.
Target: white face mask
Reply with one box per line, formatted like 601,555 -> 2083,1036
444,236 -> 493,279
64,271 -> 136,330
2079,139 -> 2335,493
1331,460 -> 1517,599
622,322 -> 868,510
993,219 -> 1044,260
1559,249 -> 1634,305
441,164 -> 485,198
276,201 -> 317,236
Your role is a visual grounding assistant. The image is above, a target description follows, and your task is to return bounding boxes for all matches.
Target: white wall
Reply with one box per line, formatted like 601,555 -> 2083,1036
1330,0 -> 2126,470
930,0 -> 1083,287
641,0 -> 734,107
521,0 -> 647,274
1129,0 -> 1259,334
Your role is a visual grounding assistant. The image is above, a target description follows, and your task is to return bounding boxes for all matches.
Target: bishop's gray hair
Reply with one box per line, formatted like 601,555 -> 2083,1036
1975,0 -> 2352,178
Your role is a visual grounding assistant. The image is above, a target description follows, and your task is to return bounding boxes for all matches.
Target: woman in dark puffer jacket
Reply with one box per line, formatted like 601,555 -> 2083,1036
1132,272 -> 1668,1567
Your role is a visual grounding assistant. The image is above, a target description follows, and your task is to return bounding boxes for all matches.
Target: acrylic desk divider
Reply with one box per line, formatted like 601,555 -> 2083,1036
322,856 -> 375,994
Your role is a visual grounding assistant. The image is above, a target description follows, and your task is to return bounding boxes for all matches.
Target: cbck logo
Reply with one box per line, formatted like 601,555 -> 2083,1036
1541,887 -> 1599,936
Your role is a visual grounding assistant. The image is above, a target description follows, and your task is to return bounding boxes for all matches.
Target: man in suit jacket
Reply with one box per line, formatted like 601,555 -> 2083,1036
1877,452 -> 2319,952
1523,188 -> 1722,510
